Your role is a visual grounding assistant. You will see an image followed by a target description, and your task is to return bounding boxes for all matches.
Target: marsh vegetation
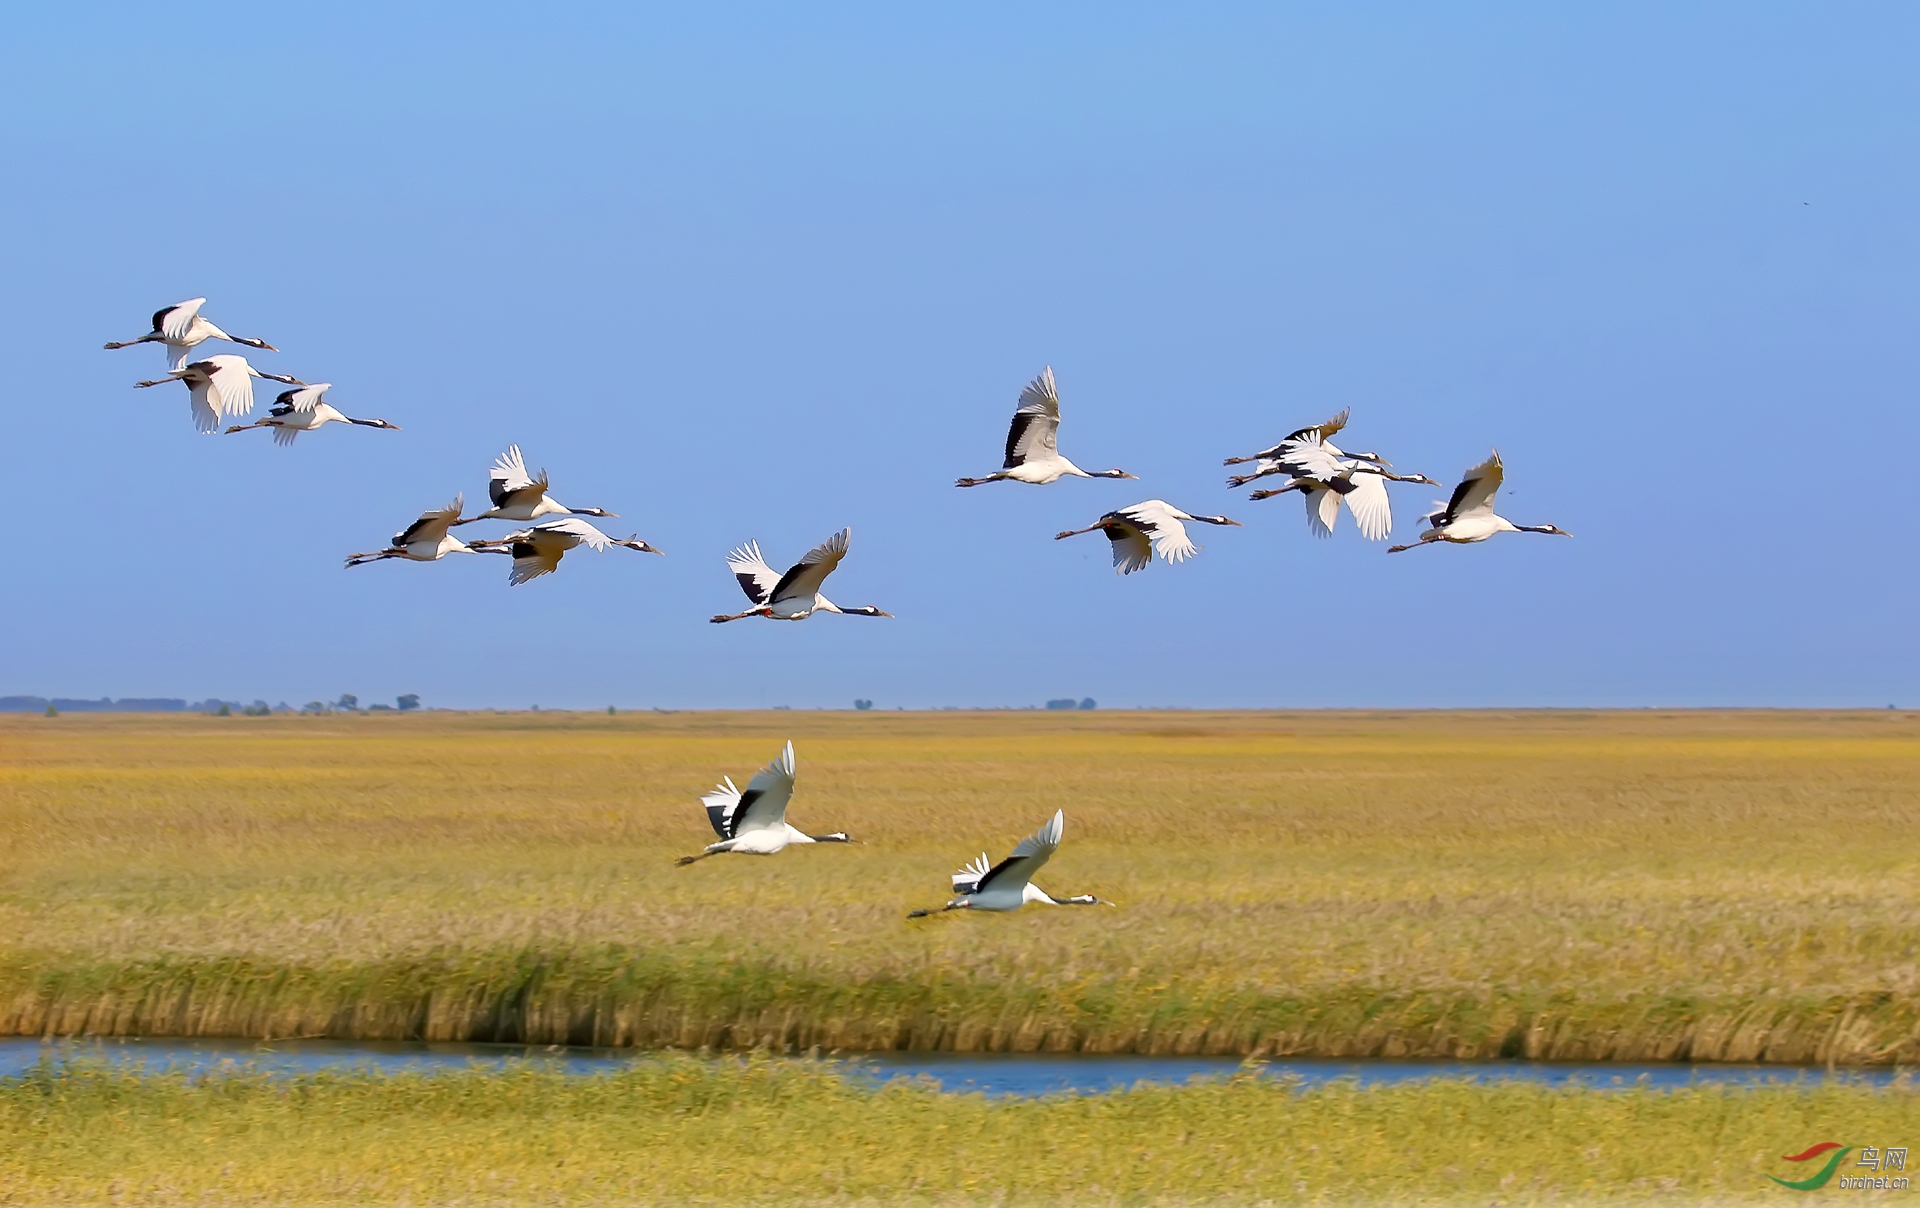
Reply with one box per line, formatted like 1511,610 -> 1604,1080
3,1058 -> 1914,1204
4,710 -> 1917,1062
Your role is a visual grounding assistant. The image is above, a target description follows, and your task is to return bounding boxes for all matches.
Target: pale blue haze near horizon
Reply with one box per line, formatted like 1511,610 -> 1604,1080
1,4 -> 1914,709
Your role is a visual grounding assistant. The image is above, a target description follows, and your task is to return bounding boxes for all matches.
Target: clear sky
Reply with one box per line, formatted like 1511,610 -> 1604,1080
2,4 -> 1915,709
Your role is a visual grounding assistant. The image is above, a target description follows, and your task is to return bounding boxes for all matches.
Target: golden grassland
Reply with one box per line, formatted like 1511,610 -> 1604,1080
3,1059 -> 1915,1205
4,709 -> 1920,1061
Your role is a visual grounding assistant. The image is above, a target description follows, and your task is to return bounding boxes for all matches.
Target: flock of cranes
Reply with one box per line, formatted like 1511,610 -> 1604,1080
965,367 -> 1570,571
679,740 -> 1101,917
106,296 -> 1573,922
109,297 -> 1569,605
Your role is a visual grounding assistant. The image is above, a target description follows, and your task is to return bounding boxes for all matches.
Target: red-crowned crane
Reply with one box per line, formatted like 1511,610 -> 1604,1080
106,298 -> 276,371
955,367 -> 1136,487
675,742 -> 852,863
711,528 -> 891,622
467,516 -> 661,585
344,496 -> 495,567
908,811 -> 1107,916
224,384 -> 399,445
451,445 -> 617,526
1389,451 -> 1570,552
1226,409 -> 1436,540
1054,500 -> 1241,574
134,355 -> 304,433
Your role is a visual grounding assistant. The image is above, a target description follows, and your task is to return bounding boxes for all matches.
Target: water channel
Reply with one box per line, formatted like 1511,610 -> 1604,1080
3,1037 -> 1906,1097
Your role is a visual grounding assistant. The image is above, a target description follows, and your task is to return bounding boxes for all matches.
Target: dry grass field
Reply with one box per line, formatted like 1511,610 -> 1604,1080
4,709 -> 1919,1061
4,1058 -> 1914,1205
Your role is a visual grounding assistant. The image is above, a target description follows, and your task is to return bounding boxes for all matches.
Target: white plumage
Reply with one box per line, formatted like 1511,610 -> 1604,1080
106,298 -> 277,372
452,445 -> 618,526
1054,500 -> 1242,574
909,810 -> 1105,915
676,741 -> 853,863
1227,410 -> 1437,541
955,367 -> 1137,487
711,528 -> 892,622
224,384 -> 400,445
1389,451 -> 1571,551
467,516 -> 661,585
133,355 -> 305,433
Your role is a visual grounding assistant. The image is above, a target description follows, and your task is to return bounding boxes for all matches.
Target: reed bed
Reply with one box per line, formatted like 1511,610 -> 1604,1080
4,710 -> 1919,1061
3,1058 -> 1914,1204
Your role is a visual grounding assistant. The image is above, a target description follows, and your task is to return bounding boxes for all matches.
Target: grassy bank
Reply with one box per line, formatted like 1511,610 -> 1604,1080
4,710 -> 1919,1061
3,1059 -> 1913,1204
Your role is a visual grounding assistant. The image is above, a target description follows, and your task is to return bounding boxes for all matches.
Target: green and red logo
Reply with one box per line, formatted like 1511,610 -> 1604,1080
1769,1143 -> 1853,1190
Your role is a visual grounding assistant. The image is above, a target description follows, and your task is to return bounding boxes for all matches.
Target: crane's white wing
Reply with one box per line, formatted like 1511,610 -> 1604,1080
199,355 -> 256,420
1284,436 -> 1347,482
1002,367 -> 1061,467
769,528 -> 849,604
530,516 -> 612,550
1341,471 -> 1392,541
951,852 -> 993,895
726,741 -> 797,837
975,810 -> 1063,894
394,495 -> 464,547
488,445 -> 548,507
273,383 -> 330,414
157,298 -> 204,343
1303,485 -> 1340,538
725,540 -> 781,605
1442,452 -> 1503,522
1115,500 -> 1199,567
184,373 -> 221,434
700,775 -> 743,839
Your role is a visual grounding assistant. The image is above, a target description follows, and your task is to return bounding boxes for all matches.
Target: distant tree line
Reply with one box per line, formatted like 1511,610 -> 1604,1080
8,694 -> 424,715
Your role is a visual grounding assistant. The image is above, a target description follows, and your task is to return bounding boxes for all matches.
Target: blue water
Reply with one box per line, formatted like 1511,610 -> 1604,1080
2,1037 -> 1907,1097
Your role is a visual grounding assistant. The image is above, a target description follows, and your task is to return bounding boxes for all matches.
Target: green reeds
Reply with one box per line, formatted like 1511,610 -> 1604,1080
6,949 -> 1917,1063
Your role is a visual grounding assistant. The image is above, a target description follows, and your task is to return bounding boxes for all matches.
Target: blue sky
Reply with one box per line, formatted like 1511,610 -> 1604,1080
2,4 -> 1915,709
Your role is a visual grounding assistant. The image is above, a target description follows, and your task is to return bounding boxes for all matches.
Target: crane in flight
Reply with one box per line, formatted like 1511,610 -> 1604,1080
344,496 -> 496,567
908,811 -> 1106,916
452,445 -> 618,526
224,384 -> 399,445
467,516 -> 661,585
134,355 -> 304,433
1226,410 -> 1436,540
955,367 -> 1136,487
676,741 -> 853,863
711,528 -> 891,622
1388,451 -> 1570,551
1054,500 -> 1241,574
105,298 -> 277,371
